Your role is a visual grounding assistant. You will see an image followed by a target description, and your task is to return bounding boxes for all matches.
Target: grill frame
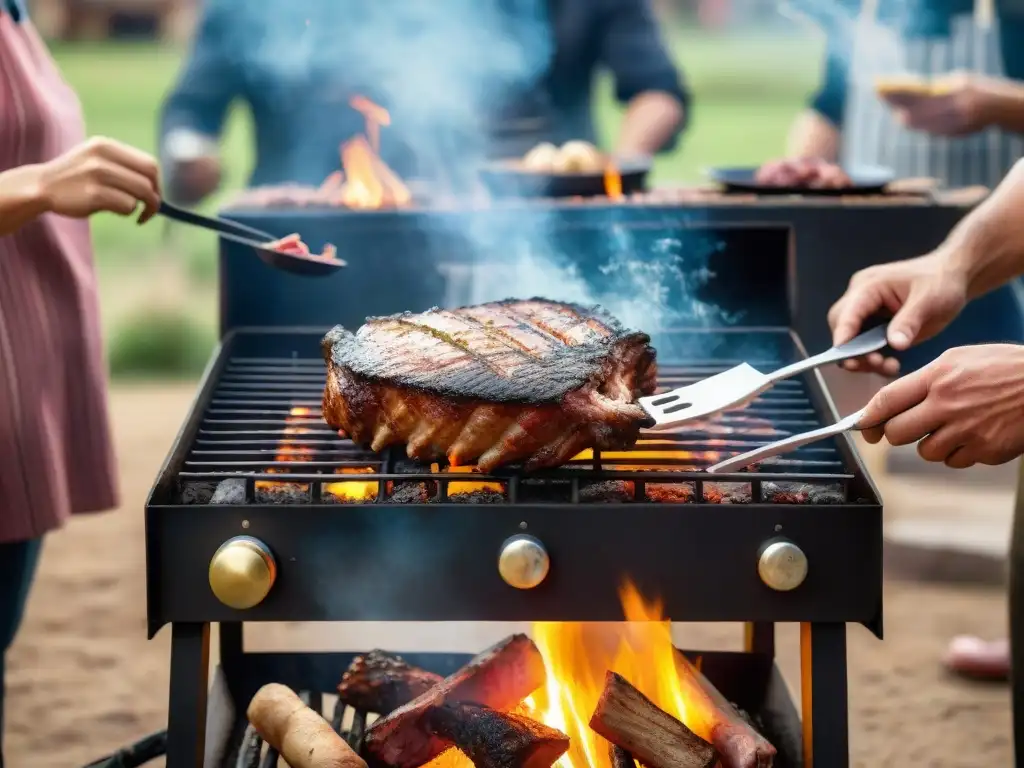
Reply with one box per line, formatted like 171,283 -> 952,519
149,325 -> 875,768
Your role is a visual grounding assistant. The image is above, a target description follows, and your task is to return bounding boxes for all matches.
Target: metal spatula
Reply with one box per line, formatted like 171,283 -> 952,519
638,324 -> 888,430
705,407 -> 868,473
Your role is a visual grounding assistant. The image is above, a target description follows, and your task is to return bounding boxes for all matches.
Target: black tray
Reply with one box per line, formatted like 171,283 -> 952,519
479,156 -> 651,199
709,165 -> 895,196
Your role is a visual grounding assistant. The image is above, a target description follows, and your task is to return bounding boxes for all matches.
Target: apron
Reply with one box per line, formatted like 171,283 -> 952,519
842,0 -> 1024,186
838,0 -> 1024,368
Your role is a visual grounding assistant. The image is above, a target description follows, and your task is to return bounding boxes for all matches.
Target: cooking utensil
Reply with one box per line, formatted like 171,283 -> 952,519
158,201 -> 346,277
708,165 -> 895,196
639,324 -> 889,430
478,156 -> 651,199
705,407 -> 868,473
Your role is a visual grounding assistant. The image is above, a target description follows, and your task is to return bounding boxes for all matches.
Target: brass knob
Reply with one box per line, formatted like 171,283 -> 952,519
209,536 -> 277,609
757,539 -> 808,592
498,534 -> 550,590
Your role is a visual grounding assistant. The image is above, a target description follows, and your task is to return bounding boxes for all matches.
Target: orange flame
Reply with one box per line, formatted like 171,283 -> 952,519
425,581 -> 720,768
350,95 -> 391,154
255,406 -> 315,491
603,163 -> 623,200
323,466 -> 380,502
443,464 -> 503,495
338,97 -> 411,210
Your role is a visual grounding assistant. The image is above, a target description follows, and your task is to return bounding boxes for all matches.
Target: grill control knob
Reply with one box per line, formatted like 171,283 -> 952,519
498,535 -> 550,590
757,539 -> 808,592
209,536 -> 277,609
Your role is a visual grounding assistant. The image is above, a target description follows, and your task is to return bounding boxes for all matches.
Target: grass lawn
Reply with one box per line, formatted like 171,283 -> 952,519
46,28 -> 825,371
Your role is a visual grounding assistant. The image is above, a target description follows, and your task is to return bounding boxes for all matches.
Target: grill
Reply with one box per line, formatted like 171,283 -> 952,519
146,324 -> 882,768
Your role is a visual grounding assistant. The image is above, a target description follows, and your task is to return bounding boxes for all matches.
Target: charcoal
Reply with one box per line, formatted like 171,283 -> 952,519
760,482 -> 845,504
211,478 -> 247,505
255,485 -> 309,504
424,702 -> 570,768
580,480 -> 635,503
389,483 -> 434,504
338,650 -> 443,715
180,481 -> 218,505
449,490 -> 505,504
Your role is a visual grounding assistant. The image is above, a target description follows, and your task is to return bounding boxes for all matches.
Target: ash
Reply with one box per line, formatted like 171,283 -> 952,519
761,482 -> 846,504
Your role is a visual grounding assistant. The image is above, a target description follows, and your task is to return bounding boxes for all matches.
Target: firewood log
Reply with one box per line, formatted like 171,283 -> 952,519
364,634 -> 546,768
589,671 -> 717,768
337,650 -> 443,716
247,683 -> 367,768
424,702 -> 569,768
674,652 -> 777,768
609,743 -> 636,768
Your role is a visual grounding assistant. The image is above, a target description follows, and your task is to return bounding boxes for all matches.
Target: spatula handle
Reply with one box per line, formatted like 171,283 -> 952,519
766,324 -> 890,383
705,408 -> 868,473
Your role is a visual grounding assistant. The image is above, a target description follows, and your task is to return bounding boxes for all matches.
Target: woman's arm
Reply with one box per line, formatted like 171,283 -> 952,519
786,33 -> 848,159
0,165 -> 48,237
0,138 -> 161,237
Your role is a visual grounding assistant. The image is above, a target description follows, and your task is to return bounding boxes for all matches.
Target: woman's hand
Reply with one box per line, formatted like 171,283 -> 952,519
35,137 -> 161,223
827,252 -> 970,374
857,343 -> 1024,468
884,72 -> 1024,137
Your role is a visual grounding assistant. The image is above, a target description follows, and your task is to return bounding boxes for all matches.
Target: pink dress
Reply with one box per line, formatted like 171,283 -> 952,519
0,9 -> 118,543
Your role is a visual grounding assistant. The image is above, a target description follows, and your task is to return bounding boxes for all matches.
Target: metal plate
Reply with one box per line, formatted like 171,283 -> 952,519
478,157 -> 651,198
709,165 -> 896,196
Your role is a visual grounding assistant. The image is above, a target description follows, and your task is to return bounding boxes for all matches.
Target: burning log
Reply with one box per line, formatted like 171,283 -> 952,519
673,653 -> 776,768
247,683 -> 367,768
364,634 -> 546,768
337,650 -> 443,716
424,702 -> 570,768
589,671 -> 717,768
609,743 -> 636,768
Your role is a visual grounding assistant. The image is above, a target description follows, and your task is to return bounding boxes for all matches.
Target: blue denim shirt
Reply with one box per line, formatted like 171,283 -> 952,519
159,0 -> 689,186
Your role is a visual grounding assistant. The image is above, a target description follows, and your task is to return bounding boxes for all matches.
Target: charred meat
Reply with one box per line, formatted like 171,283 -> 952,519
321,298 -> 657,472
754,158 -> 852,189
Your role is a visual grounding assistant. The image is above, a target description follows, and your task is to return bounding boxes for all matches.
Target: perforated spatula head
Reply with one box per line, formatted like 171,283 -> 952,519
638,324 -> 890,431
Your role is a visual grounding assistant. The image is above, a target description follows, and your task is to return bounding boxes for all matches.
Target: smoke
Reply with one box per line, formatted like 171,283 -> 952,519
233,0 -> 739,350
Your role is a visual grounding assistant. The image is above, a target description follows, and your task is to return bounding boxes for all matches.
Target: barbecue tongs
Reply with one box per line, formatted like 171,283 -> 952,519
638,324 -> 889,429
158,201 -> 346,277
705,406 -> 869,473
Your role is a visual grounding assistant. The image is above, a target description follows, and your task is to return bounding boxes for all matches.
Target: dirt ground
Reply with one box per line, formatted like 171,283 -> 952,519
2,383 -> 1014,768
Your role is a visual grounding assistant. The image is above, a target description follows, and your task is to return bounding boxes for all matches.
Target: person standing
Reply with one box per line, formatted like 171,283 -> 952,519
784,0 -> 1024,679
0,0 -> 162,762
158,0 -> 690,203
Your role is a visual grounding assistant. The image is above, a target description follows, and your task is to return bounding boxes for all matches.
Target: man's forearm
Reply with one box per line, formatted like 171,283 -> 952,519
0,165 -> 48,237
615,91 -> 685,156
785,109 -> 841,161
942,158 -> 1024,297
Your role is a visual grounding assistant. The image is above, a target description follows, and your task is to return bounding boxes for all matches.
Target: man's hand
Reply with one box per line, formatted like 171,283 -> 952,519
827,252 -> 970,374
886,72 -> 1007,137
858,344 -> 1024,468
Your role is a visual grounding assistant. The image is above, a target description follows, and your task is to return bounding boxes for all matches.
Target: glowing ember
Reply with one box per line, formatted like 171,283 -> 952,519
425,582 -> 720,768
255,406 -> 315,492
603,164 -> 623,200
572,441 -> 722,470
430,463 -> 504,495
323,466 -> 380,501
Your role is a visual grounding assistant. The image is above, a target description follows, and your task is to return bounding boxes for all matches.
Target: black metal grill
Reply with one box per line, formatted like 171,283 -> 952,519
173,340 -> 867,507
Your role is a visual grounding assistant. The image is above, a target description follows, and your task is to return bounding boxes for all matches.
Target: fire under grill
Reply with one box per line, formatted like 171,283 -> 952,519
145,326 -> 883,768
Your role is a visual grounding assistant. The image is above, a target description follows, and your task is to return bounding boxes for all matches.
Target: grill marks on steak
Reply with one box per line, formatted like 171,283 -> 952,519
321,299 -> 657,472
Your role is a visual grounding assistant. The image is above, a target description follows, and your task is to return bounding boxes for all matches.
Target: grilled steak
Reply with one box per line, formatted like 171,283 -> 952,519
321,298 -> 657,472
337,650 -> 443,716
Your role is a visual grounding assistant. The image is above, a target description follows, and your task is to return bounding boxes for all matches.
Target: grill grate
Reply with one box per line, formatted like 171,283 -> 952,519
175,344 -> 863,506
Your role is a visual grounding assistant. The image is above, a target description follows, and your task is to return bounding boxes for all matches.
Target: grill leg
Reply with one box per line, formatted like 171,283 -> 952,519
1009,459 -> 1024,766
744,621 -> 775,657
800,622 -> 849,768
166,622 -> 210,768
